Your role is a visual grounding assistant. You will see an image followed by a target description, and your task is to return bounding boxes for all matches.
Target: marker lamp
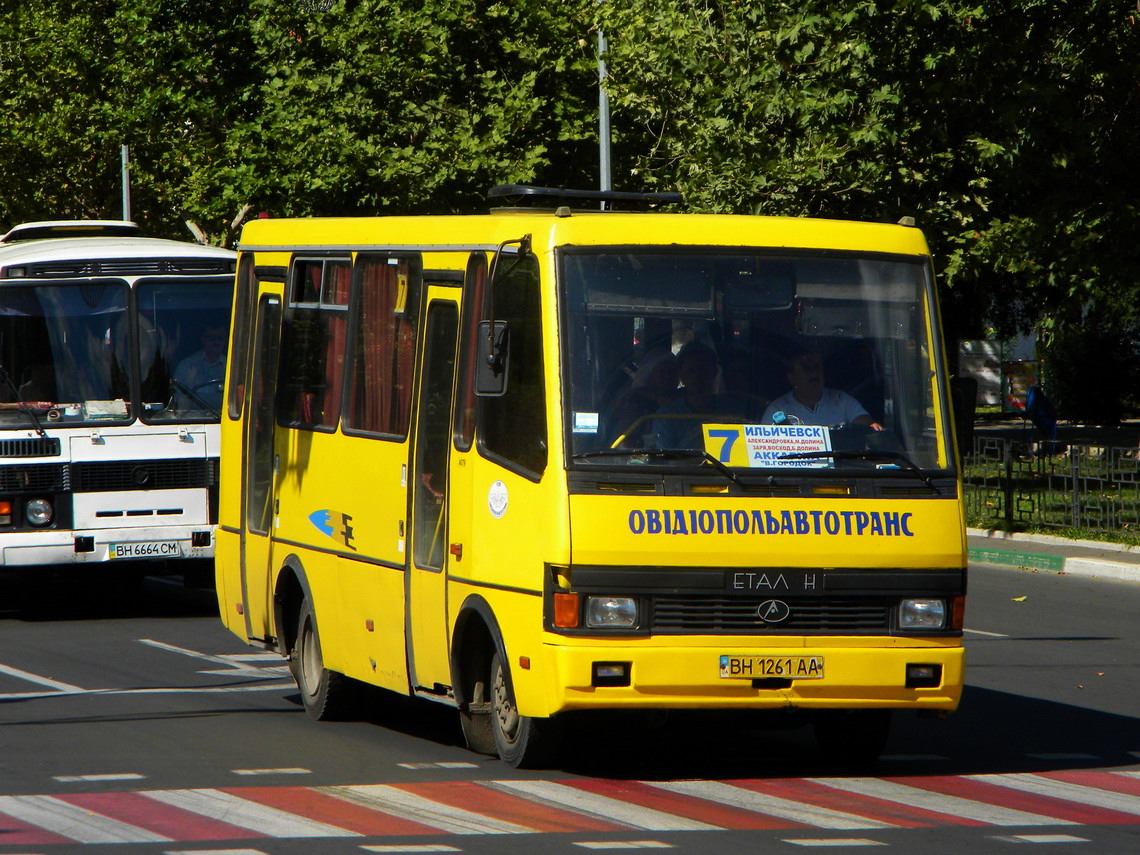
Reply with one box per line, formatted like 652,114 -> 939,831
585,596 -> 637,629
25,498 -> 54,526
899,598 -> 946,629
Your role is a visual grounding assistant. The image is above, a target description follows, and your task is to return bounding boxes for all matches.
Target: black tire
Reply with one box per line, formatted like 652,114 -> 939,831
490,651 -> 562,768
459,671 -> 497,756
289,598 -> 359,721
813,709 -> 891,768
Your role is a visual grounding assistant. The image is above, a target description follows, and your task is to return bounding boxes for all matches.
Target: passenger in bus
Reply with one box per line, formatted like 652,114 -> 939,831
652,341 -> 758,449
608,347 -> 680,447
762,350 -> 883,429
172,324 -> 227,412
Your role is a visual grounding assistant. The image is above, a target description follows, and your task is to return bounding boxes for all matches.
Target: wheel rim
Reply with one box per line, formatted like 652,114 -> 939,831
298,615 -> 322,697
491,658 -> 519,745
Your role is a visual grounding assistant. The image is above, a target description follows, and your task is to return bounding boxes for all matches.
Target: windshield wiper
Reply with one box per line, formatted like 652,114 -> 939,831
573,448 -> 744,486
0,363 -> 48,438
779,449 -> 937,489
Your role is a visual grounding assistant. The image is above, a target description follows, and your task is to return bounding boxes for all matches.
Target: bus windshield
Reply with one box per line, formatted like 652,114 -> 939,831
0,277 -> 232,427
561,248 -> 952,475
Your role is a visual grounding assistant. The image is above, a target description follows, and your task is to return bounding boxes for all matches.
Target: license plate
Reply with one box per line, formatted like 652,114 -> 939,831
110,541 -> 182,559
719,655 -> 825,680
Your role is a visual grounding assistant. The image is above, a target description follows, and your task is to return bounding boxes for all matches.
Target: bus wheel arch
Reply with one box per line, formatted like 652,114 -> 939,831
451,595 -> 561,767
451,596 -> 500,756
273,556 -> 359,721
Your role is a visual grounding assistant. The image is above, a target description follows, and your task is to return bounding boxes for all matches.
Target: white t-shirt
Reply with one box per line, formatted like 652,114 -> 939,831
762,388 -> 869,427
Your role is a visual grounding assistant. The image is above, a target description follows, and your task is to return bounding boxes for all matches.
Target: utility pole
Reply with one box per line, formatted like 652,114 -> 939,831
120,145 -> 132,222
597,23 -> 612,200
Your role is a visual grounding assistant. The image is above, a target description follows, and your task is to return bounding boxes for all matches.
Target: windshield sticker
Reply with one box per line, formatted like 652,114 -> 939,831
308,509 -> 357,551
628,507 -> 914,538
488,480 -> 509,519
703,423 -> 832,468
573,411 -> 600,434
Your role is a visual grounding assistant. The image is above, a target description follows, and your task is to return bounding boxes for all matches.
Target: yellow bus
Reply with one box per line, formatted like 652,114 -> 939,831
216,185 -> 967,768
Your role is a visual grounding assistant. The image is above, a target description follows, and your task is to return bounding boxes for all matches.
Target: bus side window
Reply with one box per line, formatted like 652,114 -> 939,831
344,255 -> 420,437
227,255 -> 258,419
278,258 -> 351,430
453,253 -> 487,451
477,254 -> 546,478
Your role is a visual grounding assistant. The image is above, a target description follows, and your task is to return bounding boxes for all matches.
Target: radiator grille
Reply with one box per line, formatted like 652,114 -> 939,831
652,596 -> 891,634
0,464 -> 68,492
70,459 -> 213,492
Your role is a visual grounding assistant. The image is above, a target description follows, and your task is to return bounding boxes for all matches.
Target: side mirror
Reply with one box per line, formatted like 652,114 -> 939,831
949,376 -> 977,459
475,320 -> 509,396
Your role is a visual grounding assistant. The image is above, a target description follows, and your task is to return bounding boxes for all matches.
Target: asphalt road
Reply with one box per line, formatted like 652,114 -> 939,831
0,561 -> 1137,855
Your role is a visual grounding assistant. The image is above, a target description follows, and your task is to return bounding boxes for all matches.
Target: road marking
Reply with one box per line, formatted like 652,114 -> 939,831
143,789 -> 359,838
573,843 -> 673,850
53,773 -> 146,783
992,834 -> 1089,844
0,794 -> 171,844
648,780 -> 893,830
139,639 -> 287,680
783,840 -> 887,848
967,773 -> 1140,816
360,847 -> 462,853
232,768 -> 312,776
163,851 -> 269,855
324,784 -> 533,834
0,663 -> 86,693
808,778 -> 1075,826
490,781 -> 721,831
964,628 -> 1008,637
398,763 -> 479,770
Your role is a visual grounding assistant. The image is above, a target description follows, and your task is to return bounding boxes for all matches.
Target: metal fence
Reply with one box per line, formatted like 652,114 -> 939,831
963,436 -> 1140,535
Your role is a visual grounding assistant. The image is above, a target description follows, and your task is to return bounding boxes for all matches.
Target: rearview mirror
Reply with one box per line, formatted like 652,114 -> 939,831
475,320 -> 509,396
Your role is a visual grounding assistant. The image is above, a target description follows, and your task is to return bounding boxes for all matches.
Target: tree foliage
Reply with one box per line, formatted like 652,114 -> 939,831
2,0 -> 1137,404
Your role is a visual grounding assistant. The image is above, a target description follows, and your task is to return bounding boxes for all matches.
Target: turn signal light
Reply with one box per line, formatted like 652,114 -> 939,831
553,592 -> 580,628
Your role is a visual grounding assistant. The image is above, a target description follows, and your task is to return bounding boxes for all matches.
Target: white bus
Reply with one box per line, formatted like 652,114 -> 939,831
0,220 -> 236,581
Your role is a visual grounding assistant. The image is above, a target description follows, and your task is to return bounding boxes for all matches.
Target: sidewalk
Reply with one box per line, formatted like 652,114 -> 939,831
967,528 -> 1140,584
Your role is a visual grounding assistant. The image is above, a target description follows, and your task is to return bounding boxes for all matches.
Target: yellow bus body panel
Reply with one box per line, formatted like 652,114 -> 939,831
220,209 -> 965,728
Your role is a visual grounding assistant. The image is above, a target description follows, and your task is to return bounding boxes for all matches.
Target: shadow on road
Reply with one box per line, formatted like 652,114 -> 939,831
0,567 -> 218,621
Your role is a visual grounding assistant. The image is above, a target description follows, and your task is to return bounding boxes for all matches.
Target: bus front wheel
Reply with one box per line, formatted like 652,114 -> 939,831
290,599 -> 358,721
489,652 -> 561,768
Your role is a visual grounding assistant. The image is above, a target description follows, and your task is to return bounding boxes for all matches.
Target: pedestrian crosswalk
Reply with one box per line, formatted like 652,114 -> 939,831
0,771 -> 1138,847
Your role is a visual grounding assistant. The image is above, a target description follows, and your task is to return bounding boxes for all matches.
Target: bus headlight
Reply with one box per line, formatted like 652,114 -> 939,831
25,499 -> 54,527
585,596 -> 637,628
899,598 -> 946,629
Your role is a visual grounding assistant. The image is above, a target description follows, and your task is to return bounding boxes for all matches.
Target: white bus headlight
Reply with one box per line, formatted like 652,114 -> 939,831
899,598 -> 946,629
585,596 -> 637,628
25,499 -> 54,526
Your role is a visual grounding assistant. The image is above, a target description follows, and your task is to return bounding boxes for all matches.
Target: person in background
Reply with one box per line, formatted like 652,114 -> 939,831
653,341 -> 757,448
762,350 -> 883,429
609,347 -> 679,447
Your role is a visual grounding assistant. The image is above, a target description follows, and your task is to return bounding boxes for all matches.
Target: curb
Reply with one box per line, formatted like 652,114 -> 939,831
967,528 -> 1140,584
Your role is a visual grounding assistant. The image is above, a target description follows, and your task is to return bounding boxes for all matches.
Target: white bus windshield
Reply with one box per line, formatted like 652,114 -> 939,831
561,249 -> 952,474
0,277 -> 233,427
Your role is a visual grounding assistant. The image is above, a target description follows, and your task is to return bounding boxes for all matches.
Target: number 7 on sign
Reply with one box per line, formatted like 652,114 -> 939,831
706,428 -> 740,463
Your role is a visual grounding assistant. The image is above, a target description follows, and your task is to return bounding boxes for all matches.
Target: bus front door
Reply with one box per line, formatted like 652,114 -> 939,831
408,299 -> 459,693
239,295 -> 282,643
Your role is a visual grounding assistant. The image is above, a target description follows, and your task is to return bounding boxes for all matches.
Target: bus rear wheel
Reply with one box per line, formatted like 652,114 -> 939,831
490,651 -> 561,768
290,599 -> 359,721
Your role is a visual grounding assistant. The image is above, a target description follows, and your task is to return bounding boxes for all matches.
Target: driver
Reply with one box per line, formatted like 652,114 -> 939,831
172,324 -> 227,411
762,350 -> 883,430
